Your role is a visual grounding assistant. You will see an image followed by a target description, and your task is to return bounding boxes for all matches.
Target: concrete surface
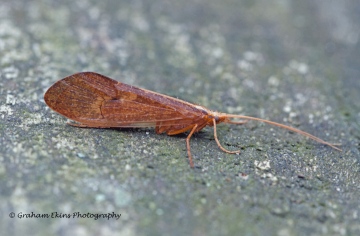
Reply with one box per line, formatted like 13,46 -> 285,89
1,0 -> 359,235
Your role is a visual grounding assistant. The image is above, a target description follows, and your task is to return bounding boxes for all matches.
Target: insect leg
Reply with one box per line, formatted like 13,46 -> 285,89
186,124 -> 198,168
212,118 -> 241,154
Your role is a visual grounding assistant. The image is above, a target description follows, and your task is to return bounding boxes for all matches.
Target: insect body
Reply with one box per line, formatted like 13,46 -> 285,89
44,72 -> 341,167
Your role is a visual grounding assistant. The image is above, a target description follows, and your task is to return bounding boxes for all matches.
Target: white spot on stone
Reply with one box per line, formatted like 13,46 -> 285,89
268,76 -> 280,87
254,160 -> 271,171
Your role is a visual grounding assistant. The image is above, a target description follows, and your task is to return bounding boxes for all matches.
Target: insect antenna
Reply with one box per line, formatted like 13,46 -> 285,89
222,114 -> 342,151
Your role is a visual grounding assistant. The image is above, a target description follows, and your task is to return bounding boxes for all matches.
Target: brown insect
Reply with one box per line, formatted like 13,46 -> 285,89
44,72 -> 341,167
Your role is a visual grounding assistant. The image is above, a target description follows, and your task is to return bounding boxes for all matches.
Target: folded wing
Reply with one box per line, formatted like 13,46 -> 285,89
44,72 -> 206,132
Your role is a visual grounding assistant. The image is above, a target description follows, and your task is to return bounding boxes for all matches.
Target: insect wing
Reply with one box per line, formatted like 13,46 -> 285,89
44,72 -> 204,129
44,72 -> 118,122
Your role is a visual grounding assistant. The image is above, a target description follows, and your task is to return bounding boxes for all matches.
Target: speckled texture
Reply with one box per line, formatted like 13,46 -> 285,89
1,0 -> 359,235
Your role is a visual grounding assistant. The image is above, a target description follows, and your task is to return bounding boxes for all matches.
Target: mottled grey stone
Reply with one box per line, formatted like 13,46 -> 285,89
1,0 -> 359,235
